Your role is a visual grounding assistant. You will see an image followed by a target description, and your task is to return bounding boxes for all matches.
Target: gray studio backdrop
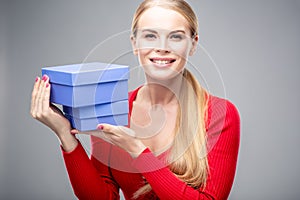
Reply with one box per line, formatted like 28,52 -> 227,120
1,0 -> 300,199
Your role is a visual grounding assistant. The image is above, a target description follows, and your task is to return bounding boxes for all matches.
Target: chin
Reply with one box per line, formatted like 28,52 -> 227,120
144,67 -> 182,82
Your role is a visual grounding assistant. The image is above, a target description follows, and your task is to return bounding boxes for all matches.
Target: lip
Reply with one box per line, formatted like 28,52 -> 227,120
149,57 -> 176,68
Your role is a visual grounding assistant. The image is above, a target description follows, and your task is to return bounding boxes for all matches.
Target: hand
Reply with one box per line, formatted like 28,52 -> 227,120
30,75 -> 77,151
71,124 -> 147,158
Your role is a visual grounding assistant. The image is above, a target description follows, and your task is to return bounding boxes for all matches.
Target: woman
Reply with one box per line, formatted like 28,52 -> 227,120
30,0 -> 240,199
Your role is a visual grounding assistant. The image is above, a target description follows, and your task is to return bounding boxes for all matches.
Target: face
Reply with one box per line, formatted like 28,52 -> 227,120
131,6 -> 198,81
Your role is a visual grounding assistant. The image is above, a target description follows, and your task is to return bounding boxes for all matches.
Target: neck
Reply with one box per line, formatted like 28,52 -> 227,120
143,74 -> 183,105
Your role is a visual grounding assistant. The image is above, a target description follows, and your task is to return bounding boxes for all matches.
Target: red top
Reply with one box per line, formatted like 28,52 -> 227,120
62,87 -> 240,200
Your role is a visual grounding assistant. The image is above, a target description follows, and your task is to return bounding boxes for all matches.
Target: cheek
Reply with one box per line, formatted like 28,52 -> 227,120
137,39 -> 158,50
137,49 -> 151,63
169,42 -> 191,58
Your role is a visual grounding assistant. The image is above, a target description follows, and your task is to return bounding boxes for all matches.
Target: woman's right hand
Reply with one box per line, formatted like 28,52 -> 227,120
30,75 -> 78,151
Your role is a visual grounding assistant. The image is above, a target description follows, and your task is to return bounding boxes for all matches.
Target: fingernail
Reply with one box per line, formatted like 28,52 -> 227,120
35,77 -> 39,82
42,75 -> 48,82
46,83 -> 49,88
98,125 -> 104,130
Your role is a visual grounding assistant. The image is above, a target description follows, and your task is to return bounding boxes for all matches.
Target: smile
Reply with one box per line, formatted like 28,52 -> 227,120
150,58 -> 176,65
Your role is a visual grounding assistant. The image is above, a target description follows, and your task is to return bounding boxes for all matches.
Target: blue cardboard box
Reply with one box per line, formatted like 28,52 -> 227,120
66,113 -> 128,131
42,62 -> 130,130
42,62 -> 129,107
63,100 -> 129,119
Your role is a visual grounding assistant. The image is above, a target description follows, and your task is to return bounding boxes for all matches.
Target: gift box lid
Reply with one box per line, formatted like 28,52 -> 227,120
42,62 -> 129,86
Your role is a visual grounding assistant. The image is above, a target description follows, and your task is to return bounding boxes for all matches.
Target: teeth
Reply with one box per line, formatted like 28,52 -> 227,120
153,60 -> 171,65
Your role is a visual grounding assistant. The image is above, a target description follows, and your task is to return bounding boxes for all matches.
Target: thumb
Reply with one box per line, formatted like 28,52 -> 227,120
70,129 -> 79,135
98,123 -> 136,137
71,128 -> 101,136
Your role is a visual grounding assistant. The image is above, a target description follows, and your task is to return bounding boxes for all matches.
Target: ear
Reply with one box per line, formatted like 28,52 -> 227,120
130,35 -> 138,55
189,35 -> 199,56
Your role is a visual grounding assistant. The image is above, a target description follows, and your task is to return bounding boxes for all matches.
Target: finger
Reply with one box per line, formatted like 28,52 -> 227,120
37,75 -> 48,116
70,129 -> 79,135
97,123 -> 118,134
74,129 -> 103,136
75,129 -> 112,143
117,126 -> 136,137
42,81 -> 51,113
98,124 -> 135,137
30,76 -> 41,117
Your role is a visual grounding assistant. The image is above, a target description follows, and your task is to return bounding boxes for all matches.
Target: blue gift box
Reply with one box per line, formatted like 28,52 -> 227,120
63,100 -> 129,119
42,62 -> 129,131
66,113 -> 128,131
42,62 -> 129,107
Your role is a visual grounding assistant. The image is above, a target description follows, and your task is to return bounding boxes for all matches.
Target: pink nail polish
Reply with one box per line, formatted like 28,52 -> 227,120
46,83 -> 49,88
35,77 -> 39,82
71,131 -> 77,135
98,125 -> 104,130
42,75 -> 48,82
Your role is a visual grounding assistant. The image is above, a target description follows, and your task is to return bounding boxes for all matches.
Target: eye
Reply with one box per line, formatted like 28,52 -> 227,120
144,33 -> 157,40
169,34 -> 184,41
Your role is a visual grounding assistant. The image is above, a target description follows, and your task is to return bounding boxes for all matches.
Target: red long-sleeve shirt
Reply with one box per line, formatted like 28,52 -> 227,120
62,87 -> 240,200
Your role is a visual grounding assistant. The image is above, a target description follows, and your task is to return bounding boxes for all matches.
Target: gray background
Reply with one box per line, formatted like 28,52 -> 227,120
1,0 -> 300,199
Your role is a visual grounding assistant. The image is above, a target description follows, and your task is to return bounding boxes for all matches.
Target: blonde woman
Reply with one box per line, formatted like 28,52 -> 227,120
30,0 -> 240,199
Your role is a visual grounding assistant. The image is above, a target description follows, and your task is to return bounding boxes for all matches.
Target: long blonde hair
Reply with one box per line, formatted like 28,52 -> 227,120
131,0 -> 209,198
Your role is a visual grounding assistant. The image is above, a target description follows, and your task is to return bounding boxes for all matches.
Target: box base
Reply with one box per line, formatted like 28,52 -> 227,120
65,113 -> 128,131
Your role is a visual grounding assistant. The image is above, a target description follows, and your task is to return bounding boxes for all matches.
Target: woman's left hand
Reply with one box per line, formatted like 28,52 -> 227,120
71,124 -> 147,158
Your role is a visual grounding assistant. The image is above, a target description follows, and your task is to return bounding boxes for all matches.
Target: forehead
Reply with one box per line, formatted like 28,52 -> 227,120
137,6 -> 190,32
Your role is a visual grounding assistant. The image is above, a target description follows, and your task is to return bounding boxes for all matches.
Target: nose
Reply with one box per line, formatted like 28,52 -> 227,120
154,38 -> 170,53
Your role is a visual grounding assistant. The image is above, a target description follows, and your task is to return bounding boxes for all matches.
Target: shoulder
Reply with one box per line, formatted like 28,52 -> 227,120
128,86 -> 143,116
207,95 -> 240,128
128,86 -> 142,103
208,95 -> 239,113
206,95 -> 240,150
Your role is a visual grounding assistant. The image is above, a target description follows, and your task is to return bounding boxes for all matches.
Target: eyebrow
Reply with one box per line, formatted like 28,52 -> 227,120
141,29 -> 186,34
170,30 -> 186,34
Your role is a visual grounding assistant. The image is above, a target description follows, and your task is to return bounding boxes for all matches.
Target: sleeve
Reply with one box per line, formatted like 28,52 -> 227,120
61,89 -> 139,199
62,141 -> 120,200
132,99 -> 240,200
